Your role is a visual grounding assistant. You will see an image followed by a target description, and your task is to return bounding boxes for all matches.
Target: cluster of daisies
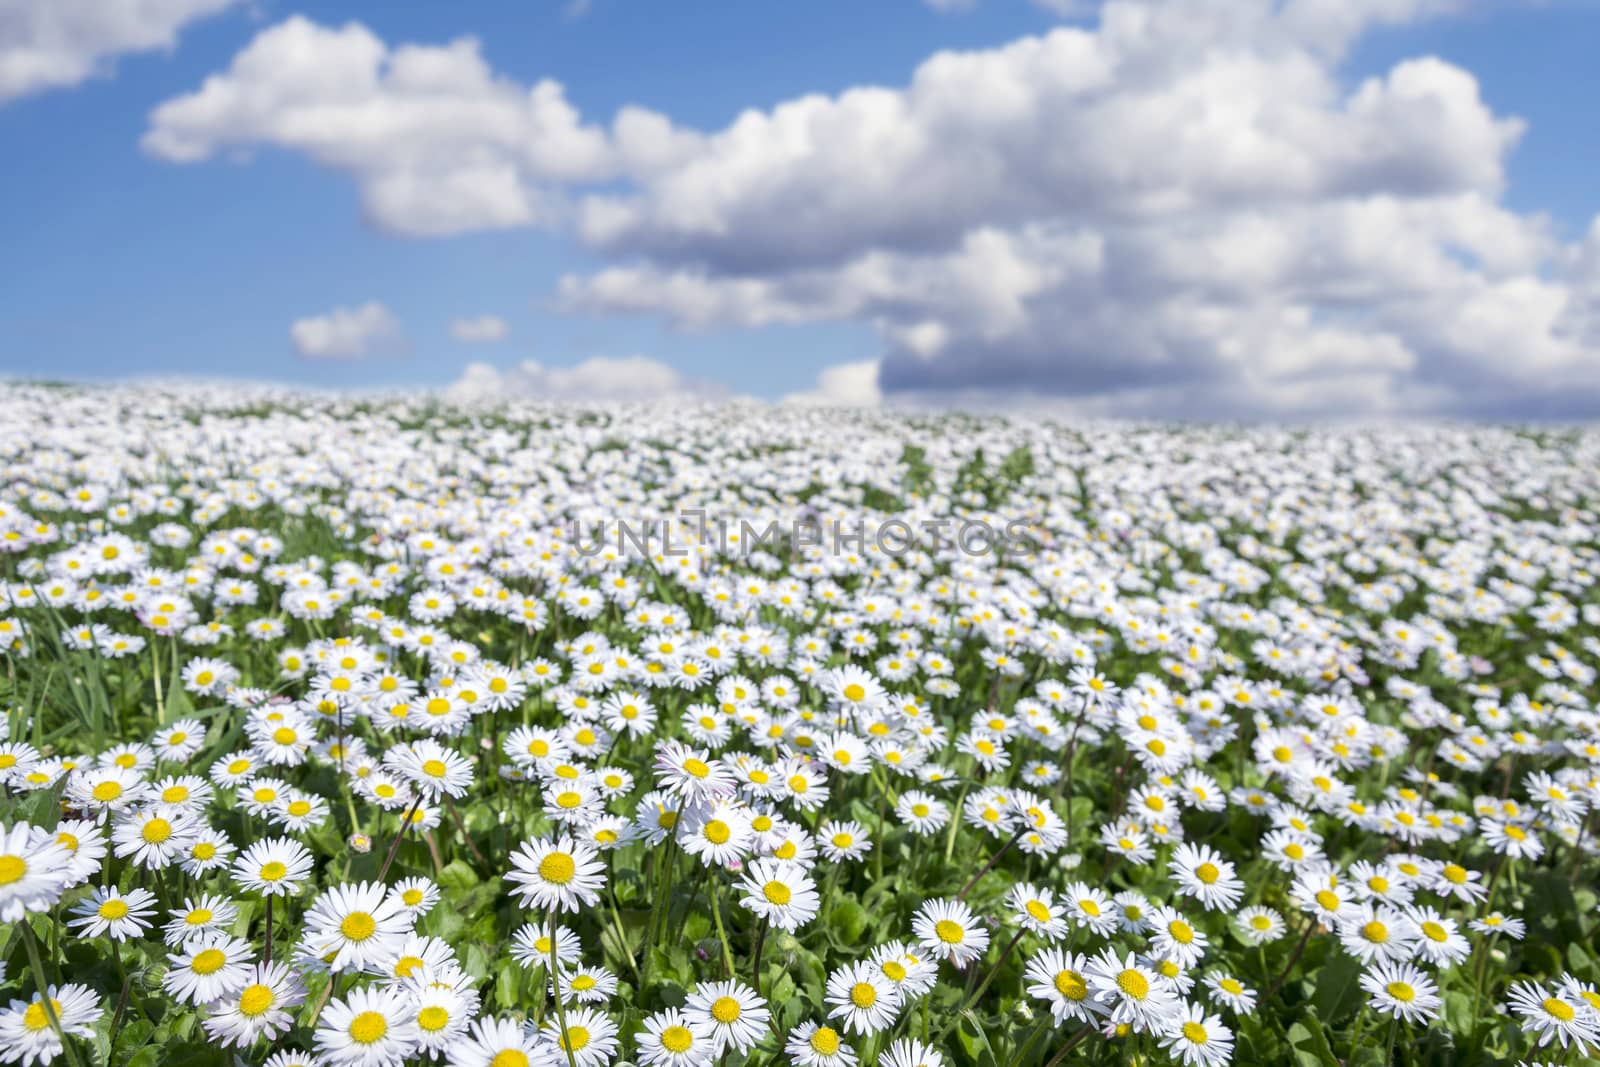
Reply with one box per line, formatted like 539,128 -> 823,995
1,384 -> 1599,1067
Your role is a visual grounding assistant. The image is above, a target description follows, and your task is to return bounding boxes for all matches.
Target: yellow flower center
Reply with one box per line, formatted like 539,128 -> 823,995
238,984 -> 274,1017
763,881 -> 792,905
539,853 -> 577,885
0,855 -> 26,884
1055,970 -> 1087,1000
1544,998 -> 1576,1021
349,1011 -> 388,1044
711,996 -> 741,1023
1195,862 -> 1220,884
1117,969 -> 1150,1000
935,920 -> 965,944
1386,982 -> 1415,1003
661,1025 -> 694,1052
22,1000 -> 62,1032
192,948 -> 227,974
1182,1021 -> 1208,1044
341,912 -> 376,941
810,1027 -> 841,1055
704,820 -> 731,844
850,982 -> 877,1008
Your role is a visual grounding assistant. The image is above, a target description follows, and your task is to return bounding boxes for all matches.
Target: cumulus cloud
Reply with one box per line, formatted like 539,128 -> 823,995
150,0 -> 1600,416
0,0 -> 235,105
450,315 -> 509,343
142,16 -> 623,236
555,3 -> 1600,416
782,360 -> 884,408
290,302 -> 404,359
445,356 -> 730,404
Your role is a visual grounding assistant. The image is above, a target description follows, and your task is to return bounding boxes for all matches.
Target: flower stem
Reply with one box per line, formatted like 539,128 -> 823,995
549,912 -> 578,1067
21,922 -> 84,1067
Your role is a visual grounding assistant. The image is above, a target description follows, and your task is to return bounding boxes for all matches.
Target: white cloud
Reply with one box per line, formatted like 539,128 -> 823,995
142,16 -> 620,236
782,360 -> 883,408
450,315 -> 509,343
0,0 -> 235,105
152,1 -> 1600,416
290,302 -> 404,359
445,356 -> 730,404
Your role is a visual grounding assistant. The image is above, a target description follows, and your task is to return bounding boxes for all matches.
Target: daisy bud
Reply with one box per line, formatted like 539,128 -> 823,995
349,833 -> 372,854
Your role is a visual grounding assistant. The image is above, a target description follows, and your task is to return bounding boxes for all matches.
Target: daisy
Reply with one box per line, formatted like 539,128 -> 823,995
870,941 -> 938,999
825,960 -> 900,1035
683,979 -> 769,1056
1084,949 -> 1180,1033
1506,980 -> 1600,1049
506,835 -> 607,913
314,985 -> 420,1067
1202,973 -> 1257,1013
636,1007 -> 717,1067
818,821 -> 871,863
680,802 -> 754,868
405,978 -> 471,1055
1147,905 -> 1209,969
510,923 -> 583,971
912,898 -> 991,969
112,806 -> 200,870
302,881 -> 414,973
68,886 -> 157,941
1359,961 -> 1442,1024
894,792 -> 949,835
388,877 -> 440,920
1429,861 -> 1488,905
0,984 -> 102,1066
1159,1001 -> 1234,1067
1469,912 -> 1526,940
181,829 -> 236,876
736,858 -> 819,932
1164,844 -> 1248,915
1061,882 -> 1119,938
1009,882 -> 1068,941
655,741 -> 736,802
785,1021 -> 858,1067
450,1016 -> 548,1067
232,837 -> 314,897
0,823 -> 69,922
1406,907 -> 1471,967
386,739 -> 474,800
553,965 -> 619,1005
880,1039 -> 945,1067
67,765 -> 148,814
539,1005 -> 619,1067
163,933 -> 255,1005
1338,904 -> 1419,965
36,819 -> 104,889
201,962 -> 306,1048
1234,905 -> 1285,945
1023,947 -> 1102,1025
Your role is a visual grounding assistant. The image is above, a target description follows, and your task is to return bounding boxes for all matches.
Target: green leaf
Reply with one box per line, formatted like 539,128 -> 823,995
436,859 -> 479,891
829,897 -> 869,943
1288,1017 -> 1339,1067
1312,951 -> 1364,1023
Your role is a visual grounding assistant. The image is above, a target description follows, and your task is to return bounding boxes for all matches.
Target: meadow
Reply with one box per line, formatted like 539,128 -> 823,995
0,382 -> 1597,1066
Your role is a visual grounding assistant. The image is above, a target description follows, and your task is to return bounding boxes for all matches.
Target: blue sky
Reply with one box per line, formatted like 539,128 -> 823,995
3,0 -> 1599,414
